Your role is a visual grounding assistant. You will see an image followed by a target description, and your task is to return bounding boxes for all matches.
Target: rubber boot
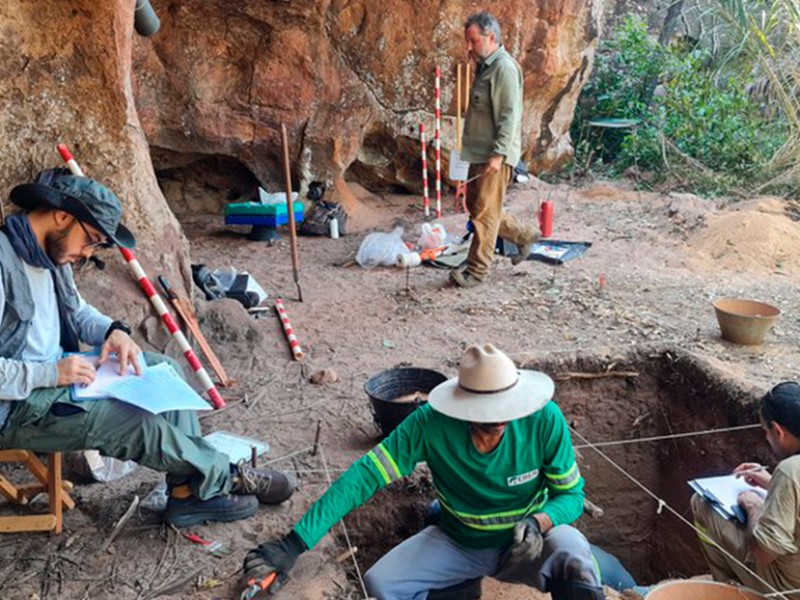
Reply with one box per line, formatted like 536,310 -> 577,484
550,580 -> 605,600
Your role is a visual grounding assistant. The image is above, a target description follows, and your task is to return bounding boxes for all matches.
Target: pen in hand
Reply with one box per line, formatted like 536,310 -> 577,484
733,463 -> 772,492
80,359 -> 99,389
735,464 -> 767,477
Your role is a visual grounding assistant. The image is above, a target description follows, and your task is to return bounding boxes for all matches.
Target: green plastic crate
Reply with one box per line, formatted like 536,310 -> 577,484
225,200 -> 305,217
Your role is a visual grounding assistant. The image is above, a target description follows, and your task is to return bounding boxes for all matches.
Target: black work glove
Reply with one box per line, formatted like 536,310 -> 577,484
243,530 -> 307,595
493,517 -> 545,585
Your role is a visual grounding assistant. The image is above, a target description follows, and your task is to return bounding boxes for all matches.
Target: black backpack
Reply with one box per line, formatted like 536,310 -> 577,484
299,201 -> 348,236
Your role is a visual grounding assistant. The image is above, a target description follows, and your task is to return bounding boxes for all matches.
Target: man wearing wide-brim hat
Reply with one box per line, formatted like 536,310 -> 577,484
0,170 -> 295,527
243,344 -> 604,599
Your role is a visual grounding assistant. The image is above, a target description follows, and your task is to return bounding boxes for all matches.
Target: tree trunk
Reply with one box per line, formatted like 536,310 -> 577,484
0,0 -> 190,347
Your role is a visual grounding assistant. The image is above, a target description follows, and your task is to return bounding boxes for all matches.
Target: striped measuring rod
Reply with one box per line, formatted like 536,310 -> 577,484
56,143 -> 225,409
420,122 -> 430,216
274,298 -> 305,361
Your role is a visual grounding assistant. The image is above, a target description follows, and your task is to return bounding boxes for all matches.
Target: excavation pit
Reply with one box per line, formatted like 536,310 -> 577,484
339,349 -> 767,590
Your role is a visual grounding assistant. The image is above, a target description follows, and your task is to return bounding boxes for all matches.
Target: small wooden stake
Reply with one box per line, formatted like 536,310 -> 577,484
456,64 -> 462,150
312,421 -> 322,456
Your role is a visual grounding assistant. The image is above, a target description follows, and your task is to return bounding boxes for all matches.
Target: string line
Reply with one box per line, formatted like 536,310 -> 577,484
573,423 -> 761,449
569,426 -> 791,600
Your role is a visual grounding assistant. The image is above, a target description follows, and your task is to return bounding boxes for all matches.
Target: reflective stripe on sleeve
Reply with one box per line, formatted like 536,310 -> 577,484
545,462 -> 581,491
367,443 -> 402,485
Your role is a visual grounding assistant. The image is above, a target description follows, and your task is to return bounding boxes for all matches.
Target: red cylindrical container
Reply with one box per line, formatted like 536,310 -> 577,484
539,200 -> 554,238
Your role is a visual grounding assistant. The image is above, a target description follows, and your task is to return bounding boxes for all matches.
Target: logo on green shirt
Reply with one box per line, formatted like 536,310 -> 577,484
507,469 -> 539,487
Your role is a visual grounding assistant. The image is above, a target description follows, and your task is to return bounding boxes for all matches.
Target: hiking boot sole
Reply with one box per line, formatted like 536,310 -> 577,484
164,496 -> 259,528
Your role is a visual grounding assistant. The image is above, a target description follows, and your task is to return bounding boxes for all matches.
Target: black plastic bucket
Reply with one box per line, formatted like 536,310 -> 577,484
364,368 -> 448,437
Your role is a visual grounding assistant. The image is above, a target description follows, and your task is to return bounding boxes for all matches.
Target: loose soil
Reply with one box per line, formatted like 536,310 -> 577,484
389,392 -> 428,404
1,178 -> 799,600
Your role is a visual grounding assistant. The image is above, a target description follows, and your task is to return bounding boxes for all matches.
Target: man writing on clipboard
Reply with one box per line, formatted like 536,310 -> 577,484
692,382 -> 800,598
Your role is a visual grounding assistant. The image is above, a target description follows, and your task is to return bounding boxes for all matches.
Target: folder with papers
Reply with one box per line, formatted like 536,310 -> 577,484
687,474 -> 763,524
70,353 -> 211,414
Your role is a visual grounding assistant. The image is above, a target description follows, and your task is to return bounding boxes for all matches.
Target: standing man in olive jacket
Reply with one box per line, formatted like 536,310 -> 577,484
452,11 -> 539,288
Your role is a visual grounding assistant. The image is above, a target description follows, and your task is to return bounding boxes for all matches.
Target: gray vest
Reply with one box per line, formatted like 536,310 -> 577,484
0,230 -> 81,359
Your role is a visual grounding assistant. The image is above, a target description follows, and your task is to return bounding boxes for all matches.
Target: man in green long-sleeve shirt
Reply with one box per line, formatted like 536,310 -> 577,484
242,344 -> 604,600
451,11 -> 539,289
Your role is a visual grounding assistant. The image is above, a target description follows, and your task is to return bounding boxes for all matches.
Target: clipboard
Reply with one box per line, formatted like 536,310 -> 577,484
68,351 -> 147,401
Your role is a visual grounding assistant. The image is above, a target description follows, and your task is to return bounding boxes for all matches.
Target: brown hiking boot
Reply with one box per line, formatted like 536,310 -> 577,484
232,463 -> 297,504
450,270 -> 483,288
511,230 -> 540,266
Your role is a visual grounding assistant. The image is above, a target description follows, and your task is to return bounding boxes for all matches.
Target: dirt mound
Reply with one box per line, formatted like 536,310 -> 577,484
576,183 -> 641,202
686,209 -> 800,274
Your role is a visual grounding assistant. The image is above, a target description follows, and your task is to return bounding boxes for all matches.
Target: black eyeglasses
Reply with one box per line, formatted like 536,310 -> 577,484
76,220 -> 112,250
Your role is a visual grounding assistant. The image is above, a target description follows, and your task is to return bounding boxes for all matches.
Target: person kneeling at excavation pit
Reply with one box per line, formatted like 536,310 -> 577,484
242,344 -> 604,600
691,382 -> 800,598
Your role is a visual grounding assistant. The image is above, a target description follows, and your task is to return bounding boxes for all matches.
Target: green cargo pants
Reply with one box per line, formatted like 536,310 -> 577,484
0,352 -> 231,500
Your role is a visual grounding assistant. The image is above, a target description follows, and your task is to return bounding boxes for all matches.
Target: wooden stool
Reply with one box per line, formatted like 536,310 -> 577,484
0,450 -> 75,534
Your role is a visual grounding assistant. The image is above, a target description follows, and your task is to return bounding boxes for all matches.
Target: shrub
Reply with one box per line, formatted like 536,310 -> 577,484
572,14 -> 790,194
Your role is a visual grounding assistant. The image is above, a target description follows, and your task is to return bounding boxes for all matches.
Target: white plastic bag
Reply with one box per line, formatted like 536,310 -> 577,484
212,266 -> 238,290
418,223 -> 447,250
141,481 -> 169,511
66,450 -> 137,482
355,227 -> 410,269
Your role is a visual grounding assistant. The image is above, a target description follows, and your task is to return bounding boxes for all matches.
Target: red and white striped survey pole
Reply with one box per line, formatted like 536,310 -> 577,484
420,122 -> 430,217
434,65 -> 442,219
56,144 -> 225,410
274,298 -> 305,361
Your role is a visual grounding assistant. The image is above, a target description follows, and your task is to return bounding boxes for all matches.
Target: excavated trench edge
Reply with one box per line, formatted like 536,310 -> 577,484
338,347 -> 766,588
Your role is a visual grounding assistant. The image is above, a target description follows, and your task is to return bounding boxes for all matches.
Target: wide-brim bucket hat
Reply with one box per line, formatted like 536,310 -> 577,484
428,344 -> 554,423
10,175 -> 135,248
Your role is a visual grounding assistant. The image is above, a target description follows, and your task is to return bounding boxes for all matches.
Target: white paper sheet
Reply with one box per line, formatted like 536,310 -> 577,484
204,431 -> 270,464
71,353 -> 146,400
102,362 -> 212,414
688,474 -> 762,522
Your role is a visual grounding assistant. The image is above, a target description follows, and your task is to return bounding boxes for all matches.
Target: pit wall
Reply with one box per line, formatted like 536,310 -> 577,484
529,349 -> 765,582
342,348 -> 767,585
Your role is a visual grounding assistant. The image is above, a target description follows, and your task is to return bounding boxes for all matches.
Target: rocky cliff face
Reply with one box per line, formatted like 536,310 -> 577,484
0,0 -> 191,336
133,0 -> 603,196
0,0 -> 602,329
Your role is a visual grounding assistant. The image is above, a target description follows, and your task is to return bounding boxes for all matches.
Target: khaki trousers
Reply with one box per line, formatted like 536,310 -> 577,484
466,163 -> 534,280
691,493 -> 799,598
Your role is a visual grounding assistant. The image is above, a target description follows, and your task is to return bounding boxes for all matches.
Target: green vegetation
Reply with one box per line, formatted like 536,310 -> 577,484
571,8 -> 797,196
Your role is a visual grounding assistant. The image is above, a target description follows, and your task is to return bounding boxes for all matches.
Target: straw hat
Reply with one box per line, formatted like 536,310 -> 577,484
428,344 -> 554,422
